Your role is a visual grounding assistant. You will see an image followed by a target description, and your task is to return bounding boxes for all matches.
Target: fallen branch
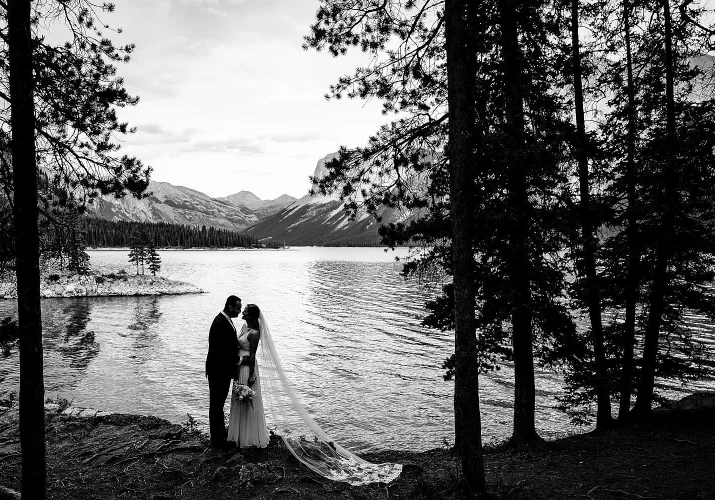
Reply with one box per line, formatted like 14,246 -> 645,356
299,475 -> 326,485
156,440 -> 181,453
587,485 -> 661,499
134,438 -> 150,451
111,444 -> 205,468
83,443 -> 132,464
274,486 -> 302,497
664,437 -> 697,446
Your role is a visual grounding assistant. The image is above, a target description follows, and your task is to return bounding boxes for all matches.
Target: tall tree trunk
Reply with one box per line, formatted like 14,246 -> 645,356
633,0 -> 676,416
571,0 -> 612,429
619,0 -> 640,420
499,0 -> 538,444
8,1 -> 46,499
445,0 -> 487,493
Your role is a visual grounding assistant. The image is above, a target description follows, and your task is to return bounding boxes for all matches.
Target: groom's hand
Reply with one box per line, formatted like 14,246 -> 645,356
248,377 -> 256,387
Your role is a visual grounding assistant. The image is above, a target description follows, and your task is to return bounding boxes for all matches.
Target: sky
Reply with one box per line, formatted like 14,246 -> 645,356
76,0 -> 390,200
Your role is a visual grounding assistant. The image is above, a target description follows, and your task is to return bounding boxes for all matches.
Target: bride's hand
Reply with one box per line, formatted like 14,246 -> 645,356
248,376 -> 256,387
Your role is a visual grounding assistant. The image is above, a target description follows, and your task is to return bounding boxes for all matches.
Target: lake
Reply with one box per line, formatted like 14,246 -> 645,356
0,248 -> 710,452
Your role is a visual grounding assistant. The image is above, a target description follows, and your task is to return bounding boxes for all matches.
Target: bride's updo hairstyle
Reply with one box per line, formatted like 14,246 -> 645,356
245,304 -> 261,328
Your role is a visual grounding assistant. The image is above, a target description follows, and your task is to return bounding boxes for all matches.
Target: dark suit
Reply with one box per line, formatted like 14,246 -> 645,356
206,312 -> 238,444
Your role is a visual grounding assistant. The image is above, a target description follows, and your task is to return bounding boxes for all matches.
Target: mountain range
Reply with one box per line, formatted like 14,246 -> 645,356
87,153 -> 399,246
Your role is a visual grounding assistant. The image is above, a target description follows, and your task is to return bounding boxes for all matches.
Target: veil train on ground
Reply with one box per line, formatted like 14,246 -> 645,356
256,312 -> 403,485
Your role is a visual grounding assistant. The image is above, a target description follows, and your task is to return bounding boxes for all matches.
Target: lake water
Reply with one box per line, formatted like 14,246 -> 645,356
0,248 -> 711,452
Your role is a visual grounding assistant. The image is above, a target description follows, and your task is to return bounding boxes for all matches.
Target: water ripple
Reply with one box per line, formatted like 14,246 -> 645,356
0,247 -> 712,452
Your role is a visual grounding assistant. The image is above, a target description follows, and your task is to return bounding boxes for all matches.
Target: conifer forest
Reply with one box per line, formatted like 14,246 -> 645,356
306,0 -> 715,492
81,218 -> 259,249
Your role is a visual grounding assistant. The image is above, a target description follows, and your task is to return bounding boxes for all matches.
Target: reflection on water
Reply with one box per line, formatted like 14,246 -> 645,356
1,298 -> 101,392
128,296 -> 162,332
57,299 -> 98,371
0,247 -> 712,452
126,296 -> 163,365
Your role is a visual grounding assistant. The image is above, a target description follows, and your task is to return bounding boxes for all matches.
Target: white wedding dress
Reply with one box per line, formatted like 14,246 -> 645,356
253,312 -> 402,485
227,324 -> 269,447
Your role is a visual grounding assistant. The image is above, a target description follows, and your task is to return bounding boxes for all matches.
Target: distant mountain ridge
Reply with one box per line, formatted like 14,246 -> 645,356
244,153 -> 406,246
87,153 -> 404,246
217,191 -> 297,218
87,181 -> 294,232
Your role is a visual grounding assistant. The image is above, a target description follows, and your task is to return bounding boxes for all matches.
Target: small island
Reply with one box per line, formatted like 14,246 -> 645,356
0,269 -> 204,299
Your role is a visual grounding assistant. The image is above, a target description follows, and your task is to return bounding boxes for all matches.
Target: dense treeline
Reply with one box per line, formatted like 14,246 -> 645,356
307,0 -> 715,493
81,218 -> 260,249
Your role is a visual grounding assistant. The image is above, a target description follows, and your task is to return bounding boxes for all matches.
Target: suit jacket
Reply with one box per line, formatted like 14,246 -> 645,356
205,312 -> 239,379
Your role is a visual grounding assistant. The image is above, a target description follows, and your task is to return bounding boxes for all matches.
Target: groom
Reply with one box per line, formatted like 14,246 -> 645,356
205,295 -> 241,448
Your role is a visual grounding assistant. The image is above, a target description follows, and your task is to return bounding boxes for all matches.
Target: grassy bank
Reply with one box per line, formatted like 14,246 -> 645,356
0,403 -> 713,499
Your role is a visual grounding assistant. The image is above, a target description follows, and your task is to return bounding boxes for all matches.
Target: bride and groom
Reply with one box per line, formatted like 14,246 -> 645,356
205,295 -> 403,485
205,295 -> 268,449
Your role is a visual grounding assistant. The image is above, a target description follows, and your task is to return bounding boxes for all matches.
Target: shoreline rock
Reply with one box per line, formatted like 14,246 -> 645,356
0,270 -> 204,299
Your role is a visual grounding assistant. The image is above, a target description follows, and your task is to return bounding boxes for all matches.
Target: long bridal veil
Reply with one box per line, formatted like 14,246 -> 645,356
256,312 -> 403,485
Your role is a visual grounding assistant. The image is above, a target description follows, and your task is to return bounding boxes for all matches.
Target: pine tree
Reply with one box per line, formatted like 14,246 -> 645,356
444,0 -> 486,491
128,244 -> 146,276
569,0 -> 611,429
306,0 -> 577,453
6,2 -> 45,497
146,244 -> 161,276
554,0 -> 715,423
67,229 -> 90,275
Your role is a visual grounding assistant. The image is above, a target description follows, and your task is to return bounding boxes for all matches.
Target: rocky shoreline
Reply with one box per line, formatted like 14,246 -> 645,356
0,270 -> 204,299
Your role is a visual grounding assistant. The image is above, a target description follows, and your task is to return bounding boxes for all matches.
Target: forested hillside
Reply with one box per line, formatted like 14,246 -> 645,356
81,218 -> 260,249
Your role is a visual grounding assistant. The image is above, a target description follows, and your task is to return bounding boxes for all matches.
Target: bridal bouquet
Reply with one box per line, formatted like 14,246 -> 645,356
232,383 -> 255,408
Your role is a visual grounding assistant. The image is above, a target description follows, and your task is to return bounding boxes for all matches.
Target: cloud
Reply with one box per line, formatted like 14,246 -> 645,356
128,125 -> 197,145
183,138 -> 266,155
259,132 -> 323,143
93,0 -> 390,200
124,71 -> 183,100
135,123 -> 168,135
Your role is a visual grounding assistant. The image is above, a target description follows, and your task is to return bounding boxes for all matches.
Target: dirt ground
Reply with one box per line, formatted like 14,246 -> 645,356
0,404 -> 713,500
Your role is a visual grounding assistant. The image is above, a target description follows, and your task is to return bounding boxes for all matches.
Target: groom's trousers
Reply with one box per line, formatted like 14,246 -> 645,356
208,374 -> 231,443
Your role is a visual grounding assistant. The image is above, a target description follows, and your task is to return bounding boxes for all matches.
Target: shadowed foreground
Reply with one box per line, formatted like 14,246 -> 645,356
0,403 -> 713,499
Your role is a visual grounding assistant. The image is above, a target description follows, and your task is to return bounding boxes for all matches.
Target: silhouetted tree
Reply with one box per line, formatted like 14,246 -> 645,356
569,0 -> 611,429
557,0 -> 715,423
1,3 -> 150,497
444,0 -> 487,492
306,0 -> 577,447
7,1 -> 45,498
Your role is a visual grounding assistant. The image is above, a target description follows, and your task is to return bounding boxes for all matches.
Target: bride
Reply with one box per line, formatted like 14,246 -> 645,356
226,303 -> 402,485
227,304 -> 269,447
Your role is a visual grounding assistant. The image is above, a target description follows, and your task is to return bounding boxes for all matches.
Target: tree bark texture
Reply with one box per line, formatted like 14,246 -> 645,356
634,0 -> 676,415
8,0 -> 46,498
499,0 -> 538,444
571,0 -> 612,429
445,0 -> 487,493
